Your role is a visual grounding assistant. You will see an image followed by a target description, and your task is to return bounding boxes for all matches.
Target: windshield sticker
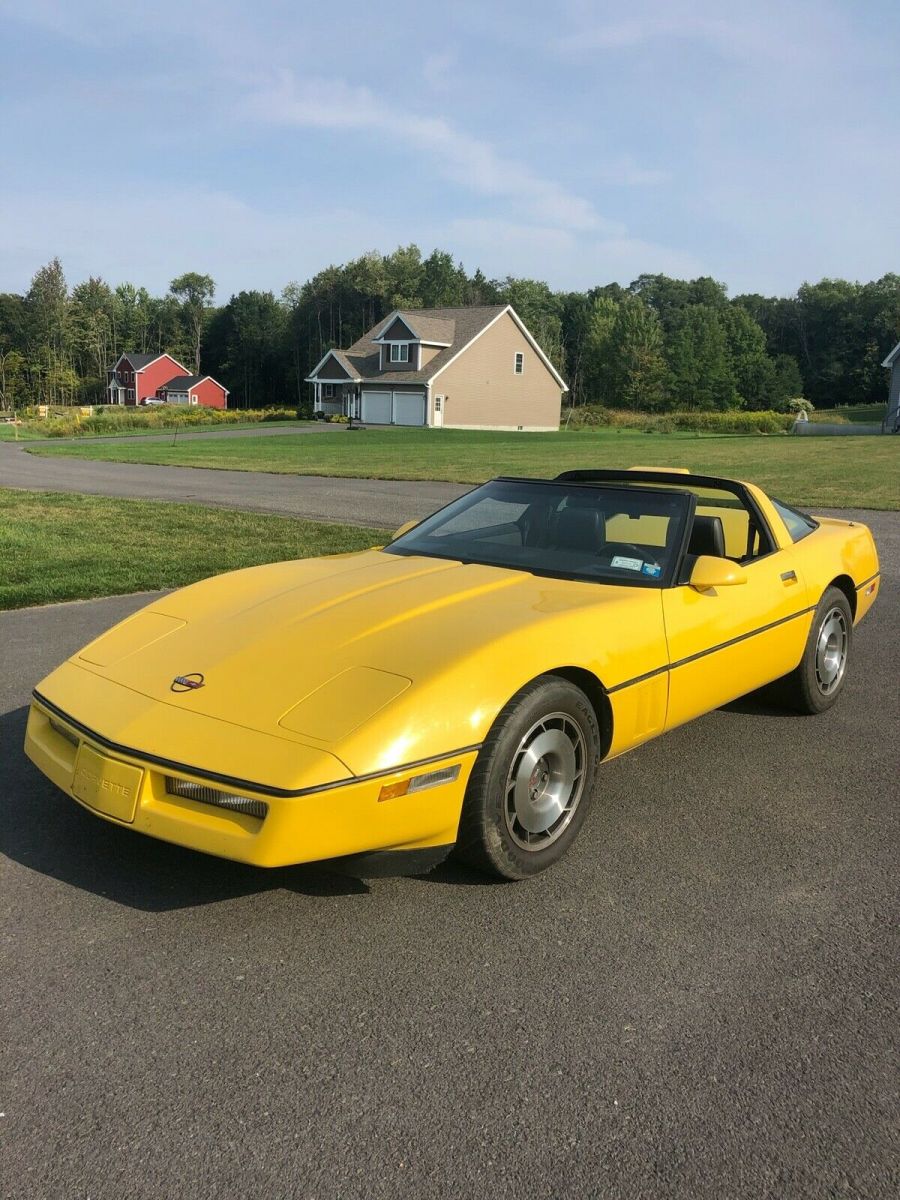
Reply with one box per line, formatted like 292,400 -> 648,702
610,555 -> 643,571
641,562 -> 662,578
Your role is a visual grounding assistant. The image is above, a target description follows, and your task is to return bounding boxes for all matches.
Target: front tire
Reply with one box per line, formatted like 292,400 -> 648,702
455,676 -> 601,880
780,586 -> 853,714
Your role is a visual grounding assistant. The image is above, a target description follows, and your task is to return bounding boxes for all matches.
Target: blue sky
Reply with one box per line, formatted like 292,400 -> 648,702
1,0 -> 897,300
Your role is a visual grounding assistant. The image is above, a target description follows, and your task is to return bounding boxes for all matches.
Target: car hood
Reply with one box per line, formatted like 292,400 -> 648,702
52,549 -> 659,776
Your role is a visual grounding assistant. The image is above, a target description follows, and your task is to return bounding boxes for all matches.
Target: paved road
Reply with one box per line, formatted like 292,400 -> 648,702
0,438 -> 466,529
2,513 -> 897,1199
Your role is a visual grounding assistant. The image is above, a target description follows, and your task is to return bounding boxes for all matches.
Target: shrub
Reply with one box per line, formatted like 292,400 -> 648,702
565,405 -> 612,429
567,409 -> 794,434
787,398 -> 815,415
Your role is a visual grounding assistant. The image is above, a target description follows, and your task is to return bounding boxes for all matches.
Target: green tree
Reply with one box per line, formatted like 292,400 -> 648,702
25,258 -> 72,403
609,297 -> 668,410
0,348 -> 28,409
768,354 -> 805,410
580,295 -> 619,403
204,290 -> 287,408
666,305 -> 738,410
719,305 -> 773,409
169,272 -> 215,373
421,250 -> 467,307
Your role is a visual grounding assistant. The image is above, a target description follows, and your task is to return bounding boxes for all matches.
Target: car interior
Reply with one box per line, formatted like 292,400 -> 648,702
390,473 -> 778,585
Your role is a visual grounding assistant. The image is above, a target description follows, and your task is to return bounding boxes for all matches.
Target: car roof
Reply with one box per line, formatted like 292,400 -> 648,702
554,467 -> 747,491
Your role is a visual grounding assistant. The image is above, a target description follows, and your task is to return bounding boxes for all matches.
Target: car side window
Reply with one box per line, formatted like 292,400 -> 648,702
770,498 -> 818,543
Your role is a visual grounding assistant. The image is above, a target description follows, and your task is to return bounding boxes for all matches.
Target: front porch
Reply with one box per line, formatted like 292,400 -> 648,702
106,375 -> 133,405
313,382 -> 361,419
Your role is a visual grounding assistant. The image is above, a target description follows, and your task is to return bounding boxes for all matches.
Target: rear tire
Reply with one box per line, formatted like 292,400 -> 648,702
455,676 -> 601,880
779,586 -> 853,714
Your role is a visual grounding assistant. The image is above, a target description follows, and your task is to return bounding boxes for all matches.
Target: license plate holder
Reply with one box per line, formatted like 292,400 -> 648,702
72,744 -> 143,823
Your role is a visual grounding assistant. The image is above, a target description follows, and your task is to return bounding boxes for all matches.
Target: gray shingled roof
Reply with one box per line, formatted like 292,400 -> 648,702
377,313 -> 456,345
342,305 -> 508,384
121,352 -> 163,370
160,375 -> 206,389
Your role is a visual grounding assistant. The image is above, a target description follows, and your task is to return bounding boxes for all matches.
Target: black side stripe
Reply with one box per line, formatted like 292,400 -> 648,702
31,690 -> 482,800
855,572 -> 880,591
606,605 -> 816,695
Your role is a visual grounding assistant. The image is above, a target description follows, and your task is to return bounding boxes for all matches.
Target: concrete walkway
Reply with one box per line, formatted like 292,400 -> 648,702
0,438 -> 467,529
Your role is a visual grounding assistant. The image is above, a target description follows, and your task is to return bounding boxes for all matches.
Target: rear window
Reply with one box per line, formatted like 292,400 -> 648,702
770,497 -> 818,542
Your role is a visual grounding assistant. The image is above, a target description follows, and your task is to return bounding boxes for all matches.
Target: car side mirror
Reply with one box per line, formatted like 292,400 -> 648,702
391,519 -> 418,541
690,555 -> 748,591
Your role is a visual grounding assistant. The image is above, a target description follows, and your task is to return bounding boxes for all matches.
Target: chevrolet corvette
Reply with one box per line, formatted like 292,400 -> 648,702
25,468 -> 880,880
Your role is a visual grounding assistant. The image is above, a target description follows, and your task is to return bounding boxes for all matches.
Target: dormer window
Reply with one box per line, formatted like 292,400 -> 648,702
390,343 -> 410,363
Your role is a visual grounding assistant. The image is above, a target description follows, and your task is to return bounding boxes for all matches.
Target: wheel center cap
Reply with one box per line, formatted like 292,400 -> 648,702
529,757 -> 550,798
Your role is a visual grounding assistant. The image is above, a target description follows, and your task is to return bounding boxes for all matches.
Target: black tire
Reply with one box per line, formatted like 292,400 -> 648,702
779,586 -> 853,714
455,676 -> 601,880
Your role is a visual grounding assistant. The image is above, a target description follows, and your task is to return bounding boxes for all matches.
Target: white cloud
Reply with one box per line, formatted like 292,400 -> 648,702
242,70 -> 622,235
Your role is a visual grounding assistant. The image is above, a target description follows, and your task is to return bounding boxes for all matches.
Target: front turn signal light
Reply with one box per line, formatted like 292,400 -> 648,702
378,764 -> 460,802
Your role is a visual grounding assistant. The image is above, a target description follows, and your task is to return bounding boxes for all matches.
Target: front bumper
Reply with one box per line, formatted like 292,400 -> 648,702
25,698 -> 475,868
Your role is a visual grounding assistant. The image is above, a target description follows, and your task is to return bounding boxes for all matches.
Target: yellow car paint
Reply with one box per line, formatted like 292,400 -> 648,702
24,471 -> 880,871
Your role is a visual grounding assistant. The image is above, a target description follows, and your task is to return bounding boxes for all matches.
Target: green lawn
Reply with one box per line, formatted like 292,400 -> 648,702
0,489 -> 387,610
28,427 -> 900,509
0,423 -> 49,440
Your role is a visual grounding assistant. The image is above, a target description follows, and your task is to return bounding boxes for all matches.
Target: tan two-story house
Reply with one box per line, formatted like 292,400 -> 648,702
305,304 -> 566,431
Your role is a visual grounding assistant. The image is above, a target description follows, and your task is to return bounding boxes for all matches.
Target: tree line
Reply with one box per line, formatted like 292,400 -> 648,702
1,249 -> 897,413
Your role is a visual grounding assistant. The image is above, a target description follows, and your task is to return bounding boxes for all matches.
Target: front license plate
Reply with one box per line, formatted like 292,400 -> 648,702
72,744 -> 143,823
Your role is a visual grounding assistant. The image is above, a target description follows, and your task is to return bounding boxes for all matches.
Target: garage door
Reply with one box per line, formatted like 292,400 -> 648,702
361,391 -> 392,424
392,392 -> 426,426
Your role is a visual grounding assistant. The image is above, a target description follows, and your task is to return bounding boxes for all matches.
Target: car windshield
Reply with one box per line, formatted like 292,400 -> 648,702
385,479 -> 693,586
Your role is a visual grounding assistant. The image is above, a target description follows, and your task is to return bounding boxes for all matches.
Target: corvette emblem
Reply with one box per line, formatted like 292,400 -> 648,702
171,673 -> 205,693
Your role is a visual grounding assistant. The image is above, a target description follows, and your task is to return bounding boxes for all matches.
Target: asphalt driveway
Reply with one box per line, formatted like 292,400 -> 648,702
0,437 -> 466,529
2,512 -> 897,1198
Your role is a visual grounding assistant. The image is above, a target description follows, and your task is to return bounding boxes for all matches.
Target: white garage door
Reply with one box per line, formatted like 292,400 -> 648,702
361,391 -> 392,424
392,391 -> 426,426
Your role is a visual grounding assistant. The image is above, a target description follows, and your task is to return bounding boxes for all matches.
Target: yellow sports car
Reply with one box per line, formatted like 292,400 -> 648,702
25,468 -> 880,880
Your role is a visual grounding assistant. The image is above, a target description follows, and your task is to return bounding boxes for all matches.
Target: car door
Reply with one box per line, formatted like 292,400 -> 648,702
662,509 -> 811,730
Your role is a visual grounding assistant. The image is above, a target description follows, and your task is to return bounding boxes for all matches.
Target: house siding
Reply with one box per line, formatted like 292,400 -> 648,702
310,354 -> 352,381
381,316 -> 417,341
433,311 -> 562,430
419,344 -> 442,368
134,355 -> 189,405
190,378 -> 228,409
887,362 -> 900,431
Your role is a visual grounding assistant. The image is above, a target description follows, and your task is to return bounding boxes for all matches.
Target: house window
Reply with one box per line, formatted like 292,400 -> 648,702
389,343 -> 410,363
322,384 -> 337,399
514,352 -> 524,375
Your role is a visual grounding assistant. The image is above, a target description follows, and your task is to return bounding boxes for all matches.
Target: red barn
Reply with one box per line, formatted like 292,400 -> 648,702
107,352 -> 189,406
156,374 -> 229,409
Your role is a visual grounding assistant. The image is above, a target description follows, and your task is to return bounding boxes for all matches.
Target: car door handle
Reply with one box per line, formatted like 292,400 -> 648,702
780,570 -> 797,583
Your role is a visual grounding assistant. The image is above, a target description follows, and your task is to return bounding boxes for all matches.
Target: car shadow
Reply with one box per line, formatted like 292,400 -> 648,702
0,705 -> 370,911
719,680 -> 801,717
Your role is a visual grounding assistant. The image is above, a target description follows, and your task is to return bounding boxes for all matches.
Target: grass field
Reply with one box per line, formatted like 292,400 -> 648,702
0,489 -> 387,610
28,427 -> 900,509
